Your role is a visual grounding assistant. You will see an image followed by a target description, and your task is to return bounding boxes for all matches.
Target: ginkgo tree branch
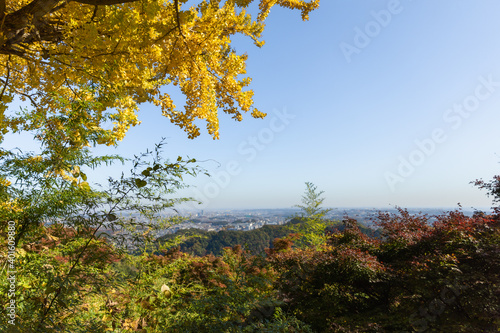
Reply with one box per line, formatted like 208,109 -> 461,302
0,0 -> 138,55
0,76 -> 39,107
0,0 -> 5,18
4,0 -> 62,29
0,0 -> 319,144
0,55 -> 10,101
73,0 -> 137,5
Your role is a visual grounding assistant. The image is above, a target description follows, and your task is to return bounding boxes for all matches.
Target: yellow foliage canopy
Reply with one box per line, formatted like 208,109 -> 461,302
0,0 -> 319,148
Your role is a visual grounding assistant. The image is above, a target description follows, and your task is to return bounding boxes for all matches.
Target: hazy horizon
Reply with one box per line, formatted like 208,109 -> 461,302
176,205 -> 493,214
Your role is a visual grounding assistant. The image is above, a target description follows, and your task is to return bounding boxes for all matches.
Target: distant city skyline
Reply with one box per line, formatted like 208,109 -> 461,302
3,1 -> 500,210
174,206 -> 492,217
143,206 -> 492,237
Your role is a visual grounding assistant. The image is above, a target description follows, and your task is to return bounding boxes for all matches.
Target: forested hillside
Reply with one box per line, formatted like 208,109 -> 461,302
156,218 -> 381,256
157,223 -> 296,256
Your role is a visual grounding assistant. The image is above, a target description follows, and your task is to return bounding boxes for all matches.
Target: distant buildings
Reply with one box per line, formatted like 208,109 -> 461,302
103,207 -> 483,248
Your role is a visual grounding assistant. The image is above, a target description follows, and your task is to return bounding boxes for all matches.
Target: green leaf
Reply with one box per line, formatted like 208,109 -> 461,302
134,178 -> 147,188
57,299 -> 68,308
46,286 -> 57,294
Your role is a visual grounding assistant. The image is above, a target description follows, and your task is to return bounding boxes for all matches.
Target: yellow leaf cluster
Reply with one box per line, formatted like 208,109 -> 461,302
258,0 -> 320,21
0,177 -> 12,187
0,198 -> 23,222
0,0 -> 319,146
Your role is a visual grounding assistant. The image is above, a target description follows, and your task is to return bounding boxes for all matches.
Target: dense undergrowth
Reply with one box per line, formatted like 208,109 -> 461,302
1,146 -> 499,332
1,205 -> 499,332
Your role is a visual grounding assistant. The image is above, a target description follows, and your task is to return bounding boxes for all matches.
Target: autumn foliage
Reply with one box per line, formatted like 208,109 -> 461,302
0,0 -> 319,147
2,0 -> 498,331
265,207 -> 500,332
2,195 -> 499,331
1,143 -> 499,331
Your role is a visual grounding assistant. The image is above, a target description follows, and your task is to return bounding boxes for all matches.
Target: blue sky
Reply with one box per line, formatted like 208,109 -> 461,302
4,0 -> 500,210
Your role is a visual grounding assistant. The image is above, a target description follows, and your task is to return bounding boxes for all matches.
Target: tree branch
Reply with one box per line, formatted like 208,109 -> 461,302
5,0 -> 62,29
0,0 -> 5,19
0,54 -> 10,101
0,78 -> 39,107
0,0 -> 140,57
72,0 -> 138,5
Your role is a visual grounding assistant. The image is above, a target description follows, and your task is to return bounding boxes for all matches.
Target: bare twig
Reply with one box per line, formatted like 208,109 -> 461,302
0,78 -> 39,107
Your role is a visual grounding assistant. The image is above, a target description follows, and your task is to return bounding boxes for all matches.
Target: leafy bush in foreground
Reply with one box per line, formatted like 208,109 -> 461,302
267,208 -> 500,332
1,175 -> 499,332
